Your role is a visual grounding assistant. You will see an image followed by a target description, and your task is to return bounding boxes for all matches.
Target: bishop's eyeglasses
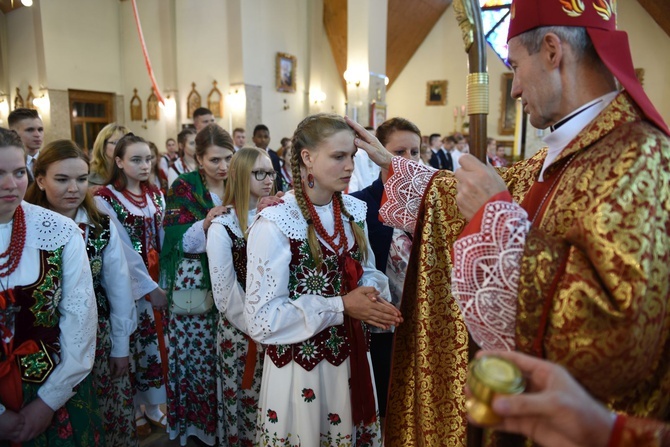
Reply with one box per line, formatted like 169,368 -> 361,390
252,170 -> 278,181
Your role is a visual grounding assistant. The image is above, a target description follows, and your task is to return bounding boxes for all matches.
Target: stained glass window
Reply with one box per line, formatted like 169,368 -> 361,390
480,0 -> 512,65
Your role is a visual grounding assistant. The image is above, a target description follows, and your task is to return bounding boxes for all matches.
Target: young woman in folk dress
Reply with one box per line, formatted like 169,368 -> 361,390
161,124 -> 233,446
0,129 -> 102,445
167,128 -> 197,188
94,134 -> 169,438
25,140 -> 139,446
206,148 -> 273,446
245,114 -> 403,447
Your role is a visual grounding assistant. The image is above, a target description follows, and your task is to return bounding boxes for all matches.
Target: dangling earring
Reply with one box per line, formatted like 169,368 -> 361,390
307,173 -> 315,189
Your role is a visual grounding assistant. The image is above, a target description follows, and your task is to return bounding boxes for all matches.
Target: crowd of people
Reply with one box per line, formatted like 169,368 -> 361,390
1,1 -> 670,446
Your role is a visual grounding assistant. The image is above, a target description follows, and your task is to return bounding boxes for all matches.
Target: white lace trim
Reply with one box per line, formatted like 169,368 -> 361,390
258,192 -> 367,241
451,201 -> 530,351
212,210 -> 243,239
379,157 -> 437,234
22,202 -> 78,251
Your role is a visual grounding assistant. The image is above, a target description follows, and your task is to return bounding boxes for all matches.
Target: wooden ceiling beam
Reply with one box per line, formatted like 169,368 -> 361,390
637,0 -> 670,39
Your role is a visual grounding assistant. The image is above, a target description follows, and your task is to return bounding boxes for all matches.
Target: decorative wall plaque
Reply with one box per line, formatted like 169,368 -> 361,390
14,87 -> 24,110
207,80 -> 223,118
26,85 -> 36,110
147,90 -> 159,121
130,88 -> 143,121
187,83 -> 202,119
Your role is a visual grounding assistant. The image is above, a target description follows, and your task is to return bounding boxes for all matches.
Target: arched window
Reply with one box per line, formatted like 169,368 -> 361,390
480,0 -> 513,64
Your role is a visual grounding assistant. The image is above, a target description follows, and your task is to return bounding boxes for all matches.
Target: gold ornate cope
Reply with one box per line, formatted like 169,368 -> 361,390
384,92 -> 670,447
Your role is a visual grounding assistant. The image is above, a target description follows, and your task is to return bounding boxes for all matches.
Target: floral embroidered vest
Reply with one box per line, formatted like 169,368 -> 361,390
266,237 -> 365,371
13,247 -> 64,383
96,187 -> 163,266
84,216 -> 112,320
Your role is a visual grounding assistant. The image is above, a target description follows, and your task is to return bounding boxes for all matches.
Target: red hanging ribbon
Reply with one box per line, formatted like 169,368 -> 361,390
342,254 -> 377,426
0,340 -> 39,412
130,0 -> 166,106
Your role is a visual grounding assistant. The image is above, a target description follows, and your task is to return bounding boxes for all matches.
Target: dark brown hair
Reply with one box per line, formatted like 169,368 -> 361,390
25,139 -> 104,229
375,117 -> 421,147
107,133 -> 154,191
195,124 -> 234,161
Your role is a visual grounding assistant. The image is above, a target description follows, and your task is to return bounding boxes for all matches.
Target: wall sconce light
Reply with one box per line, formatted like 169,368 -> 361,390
0,93 -> 9,124
310,90 -> 327,104
32,87 -> 50,111
283,99 -> 290,111
343,70 -> 363,87
21,0 -> 33,6
160,94 -> 177,118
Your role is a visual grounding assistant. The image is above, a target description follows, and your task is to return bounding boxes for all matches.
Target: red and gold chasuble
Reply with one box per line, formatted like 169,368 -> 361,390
384,93 -> 670,447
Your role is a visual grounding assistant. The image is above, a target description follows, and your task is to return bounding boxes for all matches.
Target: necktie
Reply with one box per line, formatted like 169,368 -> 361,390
444,151 -> 454,171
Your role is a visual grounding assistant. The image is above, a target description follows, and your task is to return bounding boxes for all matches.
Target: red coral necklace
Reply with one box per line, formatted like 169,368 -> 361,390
0,205 -> 27,278
121,184 -> 149,208
304,191 -> 347,254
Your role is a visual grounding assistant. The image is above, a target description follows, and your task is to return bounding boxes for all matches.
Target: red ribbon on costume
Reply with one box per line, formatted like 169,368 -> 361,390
0,339 -> 39,412
342,254 -> 377,426
241,336 -> 257,390
145,248 -> 169,387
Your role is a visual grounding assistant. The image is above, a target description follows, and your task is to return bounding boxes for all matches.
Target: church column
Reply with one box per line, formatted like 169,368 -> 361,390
346,0 -> 388,128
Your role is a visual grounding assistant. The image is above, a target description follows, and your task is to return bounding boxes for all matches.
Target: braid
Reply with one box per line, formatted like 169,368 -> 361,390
291,133 -> 323,266
335,192 -> 368,263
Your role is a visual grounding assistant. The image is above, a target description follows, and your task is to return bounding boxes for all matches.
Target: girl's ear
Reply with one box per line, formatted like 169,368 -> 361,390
300,148 -> 312,168
115,156 -> 123,169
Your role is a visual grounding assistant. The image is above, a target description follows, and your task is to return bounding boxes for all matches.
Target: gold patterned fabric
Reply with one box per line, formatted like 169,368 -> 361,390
385,92 -> 670,447
610,415 -> 670,447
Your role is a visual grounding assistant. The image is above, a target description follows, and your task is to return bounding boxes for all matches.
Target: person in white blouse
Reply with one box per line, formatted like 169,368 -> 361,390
0,129 -> 98,443
94,134 -> 169,437
245,114 -> 402,447
206,147 -> 274,446
168,128 -> 197,188
26,139 -> 139,446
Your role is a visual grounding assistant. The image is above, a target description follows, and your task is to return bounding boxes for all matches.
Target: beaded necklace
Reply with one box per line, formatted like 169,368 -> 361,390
303,190 -> 347,255
0,205 -> 26,278
121,183 -> 149,208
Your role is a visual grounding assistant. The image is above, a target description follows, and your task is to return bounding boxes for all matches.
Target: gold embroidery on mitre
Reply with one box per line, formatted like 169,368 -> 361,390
593,0 -> 615,21
560,0 -> 585,17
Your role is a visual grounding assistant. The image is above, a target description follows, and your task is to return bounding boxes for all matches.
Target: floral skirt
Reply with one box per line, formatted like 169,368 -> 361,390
4,374 -> 105,447
166,310 -> 218,445
217,316 -> 263,446
93,317 -> 138,447
255,354 -> 381,447
130,298 -> 167,406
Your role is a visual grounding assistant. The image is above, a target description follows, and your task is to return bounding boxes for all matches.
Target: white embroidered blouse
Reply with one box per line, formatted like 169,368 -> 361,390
0,202 -> 97,411
244,192 -> 391,345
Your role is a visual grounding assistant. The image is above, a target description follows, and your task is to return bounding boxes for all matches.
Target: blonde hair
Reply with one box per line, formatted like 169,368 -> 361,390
222,147 -> 270,237
90,123 -> 130,181
290,113 -> 368,266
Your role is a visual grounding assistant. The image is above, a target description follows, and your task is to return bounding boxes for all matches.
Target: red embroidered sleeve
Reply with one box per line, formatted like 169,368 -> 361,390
608,414 -> 670,447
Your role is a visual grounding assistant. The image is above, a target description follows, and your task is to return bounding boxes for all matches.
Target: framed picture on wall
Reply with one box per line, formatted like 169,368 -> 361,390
370,101 -> 386,129
499,73 -> 516,135
426,80 -> 447,106
276,52 -> 297,93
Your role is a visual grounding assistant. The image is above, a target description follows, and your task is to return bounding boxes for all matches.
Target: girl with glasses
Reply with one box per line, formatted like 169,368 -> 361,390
25,140 -> 138,446
94,134 -> 169,438
160,124 -> 233,445
245,114 -> 403,446
0,129 -> 101,444
206,147 -> 274,445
